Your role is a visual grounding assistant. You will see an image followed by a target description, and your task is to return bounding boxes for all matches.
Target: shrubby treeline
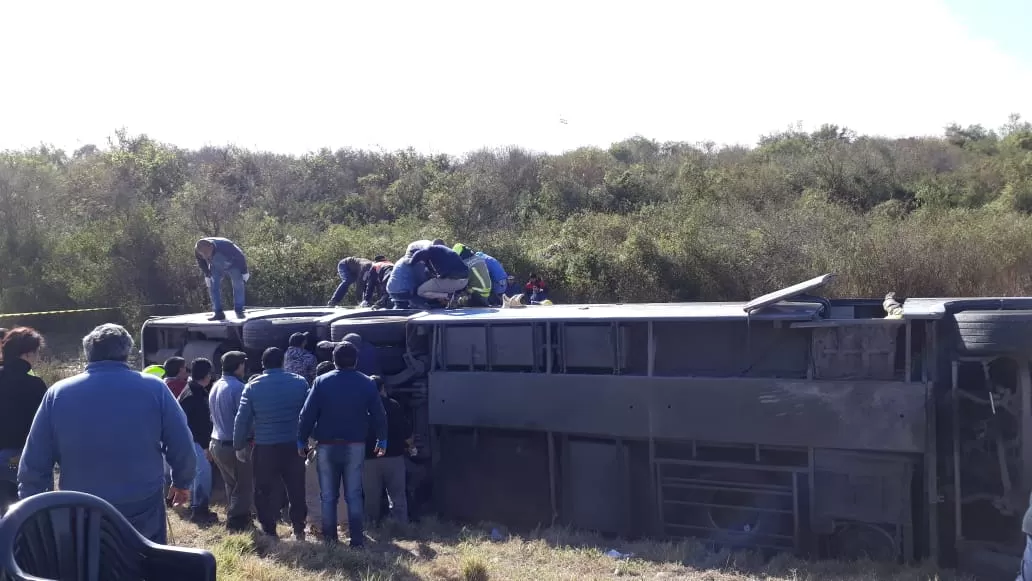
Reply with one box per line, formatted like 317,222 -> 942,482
4,117 -> 1032,324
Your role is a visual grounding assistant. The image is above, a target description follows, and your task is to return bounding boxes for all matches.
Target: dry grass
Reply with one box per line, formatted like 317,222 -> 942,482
167,506 -> 969,581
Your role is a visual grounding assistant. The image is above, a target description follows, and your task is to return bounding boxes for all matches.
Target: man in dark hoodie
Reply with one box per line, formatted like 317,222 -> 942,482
361,256 -> 394,309
410,244 -> 469,307
195,237 -> 250,321
328,256 -> 373,307
178,358 -> 217,524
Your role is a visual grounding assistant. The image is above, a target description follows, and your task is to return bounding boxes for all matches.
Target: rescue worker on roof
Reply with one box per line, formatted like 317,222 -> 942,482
524,273 -> 549,305
452,244 -> 492,308
361,256 -> 394,309
385,254 -> 429,310
195,237 -> 250,321
328,257 -> 372,307
474,249 -> 508,306
406,239 -> 445,258
409,244 -> 469,308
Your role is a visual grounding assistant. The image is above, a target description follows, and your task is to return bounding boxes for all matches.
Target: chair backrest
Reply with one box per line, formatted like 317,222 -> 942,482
0,491 -> 215,581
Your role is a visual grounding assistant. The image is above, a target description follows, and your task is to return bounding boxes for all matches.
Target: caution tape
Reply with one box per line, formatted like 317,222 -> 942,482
0,304 -> 180,318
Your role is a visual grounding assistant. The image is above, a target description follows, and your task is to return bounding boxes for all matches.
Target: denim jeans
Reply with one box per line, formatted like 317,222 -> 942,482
190,443 -> 212,510
210,253 -> 246,313
1018,534 -> 1032,581
317,443 -> 366,545
330,261 -> 359,304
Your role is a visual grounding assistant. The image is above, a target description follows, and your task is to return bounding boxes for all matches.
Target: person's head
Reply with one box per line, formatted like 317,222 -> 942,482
221,351 -> 247,380
195,239 -> 214,260
342,333 -> 363,349
288,332 -> 307,349
370,374 -> 386,395
507,275 -> 515,284
316,361 -> 335,377
1,327 -> 44,367
82,324 -> 134,363
453,243 -> 472,260
332,342 -> 358,370
164,356 -> 187,380
189,358 -> 213,386
432,238 -> 446,246
373,255 -> 386,262
261,347 -> 284,370
528,273 -> 539,282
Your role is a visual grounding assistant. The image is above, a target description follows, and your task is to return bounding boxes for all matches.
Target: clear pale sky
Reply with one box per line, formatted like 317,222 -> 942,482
1,0 -> 1030,155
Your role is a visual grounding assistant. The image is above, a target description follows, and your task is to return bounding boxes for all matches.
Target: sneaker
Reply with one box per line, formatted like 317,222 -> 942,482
208,311 -> 226,321
234,309 -> 245,319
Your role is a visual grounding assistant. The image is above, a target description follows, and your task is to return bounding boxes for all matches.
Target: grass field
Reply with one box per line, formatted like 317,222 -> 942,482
166,505 -> 970,581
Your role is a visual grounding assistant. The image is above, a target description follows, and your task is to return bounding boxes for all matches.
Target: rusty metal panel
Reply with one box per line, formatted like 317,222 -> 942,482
490,325 -> 537,367
811,325 -> 899,380
443,326 -> 487,367
428,373 -> 928,453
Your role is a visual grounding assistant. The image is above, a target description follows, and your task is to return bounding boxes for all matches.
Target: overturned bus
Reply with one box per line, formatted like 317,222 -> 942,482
140,274 -> 1032,572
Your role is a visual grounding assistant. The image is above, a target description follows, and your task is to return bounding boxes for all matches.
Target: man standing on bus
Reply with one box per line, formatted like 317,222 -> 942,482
195,237 -> 249,321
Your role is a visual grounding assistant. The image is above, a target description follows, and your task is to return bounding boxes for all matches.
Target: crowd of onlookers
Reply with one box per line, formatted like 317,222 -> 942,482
0,323 -> 412,548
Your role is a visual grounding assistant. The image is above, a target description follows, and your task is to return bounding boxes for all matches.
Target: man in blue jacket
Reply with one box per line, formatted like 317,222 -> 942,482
18,324 -> 196,544
410,244 -> 469,308
195,237 -> 250,321
385,255 -> 429,309
233,347 -> 309,539
298,342 -> 387,546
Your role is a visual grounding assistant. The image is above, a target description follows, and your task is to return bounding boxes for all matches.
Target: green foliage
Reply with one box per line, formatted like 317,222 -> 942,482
3,117 -> 1032,328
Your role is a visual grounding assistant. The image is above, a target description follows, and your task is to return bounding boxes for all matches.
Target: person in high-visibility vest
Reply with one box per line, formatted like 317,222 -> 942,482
143,365 -> 166,378
452,244 -> 492,307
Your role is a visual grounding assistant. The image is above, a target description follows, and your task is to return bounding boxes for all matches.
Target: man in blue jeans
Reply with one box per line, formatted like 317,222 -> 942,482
195,237 -> 250,321
298,342 -> 387,546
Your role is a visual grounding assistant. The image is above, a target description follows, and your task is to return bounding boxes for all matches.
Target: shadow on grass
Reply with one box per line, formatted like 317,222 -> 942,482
220,527 -> 424,581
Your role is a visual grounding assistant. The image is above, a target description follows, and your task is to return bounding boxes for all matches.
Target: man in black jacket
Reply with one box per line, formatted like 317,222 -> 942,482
0,327 -> 47,515
362,375 -> 412,525
178,358 -> 217,524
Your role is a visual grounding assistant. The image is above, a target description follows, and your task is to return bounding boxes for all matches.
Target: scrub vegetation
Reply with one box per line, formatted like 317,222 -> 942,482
4,117 -> 1032,329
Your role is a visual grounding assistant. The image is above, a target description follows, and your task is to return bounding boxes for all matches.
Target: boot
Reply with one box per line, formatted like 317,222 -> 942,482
208,311 -> 226,321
